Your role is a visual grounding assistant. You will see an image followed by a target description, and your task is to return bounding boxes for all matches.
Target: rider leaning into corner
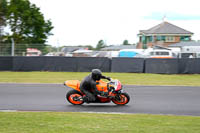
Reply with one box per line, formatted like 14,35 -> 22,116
80,69 -> 111,103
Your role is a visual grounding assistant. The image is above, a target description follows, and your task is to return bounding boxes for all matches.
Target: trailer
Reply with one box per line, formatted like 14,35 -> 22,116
179,46 -> 200,58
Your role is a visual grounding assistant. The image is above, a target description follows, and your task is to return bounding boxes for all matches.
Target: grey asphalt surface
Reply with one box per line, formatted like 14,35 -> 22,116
0,83 -> 200,116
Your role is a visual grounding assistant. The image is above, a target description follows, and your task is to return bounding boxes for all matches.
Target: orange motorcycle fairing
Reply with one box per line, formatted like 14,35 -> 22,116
64,80 -> 81,92
65,80 -> 108,92
96,80 -> 108,92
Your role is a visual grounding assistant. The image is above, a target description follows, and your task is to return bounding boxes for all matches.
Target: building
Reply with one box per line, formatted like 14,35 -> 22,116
61,46 -> 88,54
26,48 -> 41,56
61,46 -> 89,56
137,21 -> 193,49
169,41 -> 200,48
169,41 -> 200,58
101,45 -> 136,51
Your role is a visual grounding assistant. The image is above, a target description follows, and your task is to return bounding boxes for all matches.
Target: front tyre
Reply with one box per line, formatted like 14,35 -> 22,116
66,90 -> 84,105
112,92 -> 130,105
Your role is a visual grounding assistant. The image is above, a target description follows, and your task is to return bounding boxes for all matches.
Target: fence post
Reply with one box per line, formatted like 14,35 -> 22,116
11,38 -> 15,56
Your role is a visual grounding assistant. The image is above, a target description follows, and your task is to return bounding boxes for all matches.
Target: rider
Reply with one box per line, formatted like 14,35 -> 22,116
80,69 -> 111,102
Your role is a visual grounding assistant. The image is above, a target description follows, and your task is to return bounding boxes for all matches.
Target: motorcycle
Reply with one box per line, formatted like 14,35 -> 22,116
64,79 -> 130,105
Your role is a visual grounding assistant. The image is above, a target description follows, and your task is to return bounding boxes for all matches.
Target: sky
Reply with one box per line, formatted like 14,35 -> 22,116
29,0 -> 200,47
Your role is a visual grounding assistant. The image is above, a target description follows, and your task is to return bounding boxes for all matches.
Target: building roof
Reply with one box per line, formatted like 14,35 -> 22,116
153,45 -> 171,50
102,45 -> 136,51
169,41 -> 200,47
140,21 -> 193,35
61,46 -> 87,53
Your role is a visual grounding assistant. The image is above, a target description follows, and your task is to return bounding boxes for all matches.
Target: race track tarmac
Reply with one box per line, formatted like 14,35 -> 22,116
0,83 -> 200,116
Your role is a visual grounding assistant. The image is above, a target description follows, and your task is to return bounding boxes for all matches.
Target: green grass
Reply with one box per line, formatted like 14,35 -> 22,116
0,112 -> 200,133
0,71 -> 200,86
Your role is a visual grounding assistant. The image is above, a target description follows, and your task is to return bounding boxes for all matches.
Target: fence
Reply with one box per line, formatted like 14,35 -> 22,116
0,43 -> 49,56
0,56 -> 200,74
1,57 -> 111,72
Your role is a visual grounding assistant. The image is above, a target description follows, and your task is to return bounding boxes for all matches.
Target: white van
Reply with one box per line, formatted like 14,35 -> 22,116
148,49 -> 176,58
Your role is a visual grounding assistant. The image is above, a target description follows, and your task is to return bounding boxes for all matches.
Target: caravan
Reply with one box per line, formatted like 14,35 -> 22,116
142,48 -> 177,58
179,46 -> 200,58
149,49 -> 176,58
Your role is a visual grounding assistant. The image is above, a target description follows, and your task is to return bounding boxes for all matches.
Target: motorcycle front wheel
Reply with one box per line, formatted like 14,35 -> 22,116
66,90 -> 84,105
112,92 -> 130,105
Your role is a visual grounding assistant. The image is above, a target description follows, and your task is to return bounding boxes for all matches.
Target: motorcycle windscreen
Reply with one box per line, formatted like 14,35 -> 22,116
65,80 -> 80,91
96,80 -> 108,92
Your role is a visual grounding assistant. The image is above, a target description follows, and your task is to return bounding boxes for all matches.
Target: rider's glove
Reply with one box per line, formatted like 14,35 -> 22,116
107,77 -> 111,81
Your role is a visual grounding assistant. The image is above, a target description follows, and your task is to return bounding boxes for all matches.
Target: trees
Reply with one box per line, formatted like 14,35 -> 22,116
0,0 -> 9,55
1,0 -> 53,55
122,40 -> 130,45
0,0 -> 8,42
96,40 -> 106,50
122,40 -> 137,46
84,45 -> 94,50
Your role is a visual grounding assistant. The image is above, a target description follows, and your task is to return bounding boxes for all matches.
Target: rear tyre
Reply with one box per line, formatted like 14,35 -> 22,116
66,90 -> 84,105
112,92 -> 130,105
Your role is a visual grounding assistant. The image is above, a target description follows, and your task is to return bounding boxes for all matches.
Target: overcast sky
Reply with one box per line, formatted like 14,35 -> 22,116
29,0 -> 200,47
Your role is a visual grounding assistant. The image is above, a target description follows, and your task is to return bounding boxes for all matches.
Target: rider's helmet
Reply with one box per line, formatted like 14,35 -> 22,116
91,69 -> 102,81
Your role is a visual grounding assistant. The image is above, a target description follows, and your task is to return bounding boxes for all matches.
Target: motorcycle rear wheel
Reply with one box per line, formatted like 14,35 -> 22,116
112,92 -> 130,105
66,90 -> 84,105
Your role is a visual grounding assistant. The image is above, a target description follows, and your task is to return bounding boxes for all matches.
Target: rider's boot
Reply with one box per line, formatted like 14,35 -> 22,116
83,96 -> 90,104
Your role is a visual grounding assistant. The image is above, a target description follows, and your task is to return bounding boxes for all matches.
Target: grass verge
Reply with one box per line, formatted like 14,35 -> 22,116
0,112 -> 200,133
0,71 -> 200,86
